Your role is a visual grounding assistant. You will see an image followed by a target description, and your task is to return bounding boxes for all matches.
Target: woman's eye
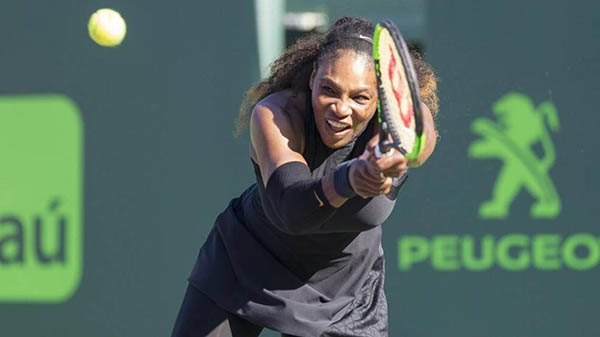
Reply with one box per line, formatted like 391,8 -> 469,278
322,86 -> 335,94
354,95 -> 370,103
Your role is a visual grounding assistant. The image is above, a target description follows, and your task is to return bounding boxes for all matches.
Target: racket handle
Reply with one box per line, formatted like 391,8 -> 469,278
375,122 -> 394,158
375,141 -> 393,158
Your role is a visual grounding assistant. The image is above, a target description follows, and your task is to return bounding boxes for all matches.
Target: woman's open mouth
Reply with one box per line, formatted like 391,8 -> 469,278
326,119 -> 351,134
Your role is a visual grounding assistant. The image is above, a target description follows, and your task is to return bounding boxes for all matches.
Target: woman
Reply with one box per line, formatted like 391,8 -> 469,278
172,17 -> 438,337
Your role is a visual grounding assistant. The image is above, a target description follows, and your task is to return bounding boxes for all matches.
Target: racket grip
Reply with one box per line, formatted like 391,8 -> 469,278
375,141 -> 393,158
375,122 -> 394,158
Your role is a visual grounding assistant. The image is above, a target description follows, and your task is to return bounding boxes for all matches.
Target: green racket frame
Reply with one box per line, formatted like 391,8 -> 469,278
373,20 -> 426,160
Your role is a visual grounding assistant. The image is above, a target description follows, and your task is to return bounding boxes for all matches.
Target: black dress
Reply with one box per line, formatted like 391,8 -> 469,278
188,96 -> 404,337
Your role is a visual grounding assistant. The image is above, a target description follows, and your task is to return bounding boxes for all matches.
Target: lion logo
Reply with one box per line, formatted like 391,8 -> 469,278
468,92 -> 561,219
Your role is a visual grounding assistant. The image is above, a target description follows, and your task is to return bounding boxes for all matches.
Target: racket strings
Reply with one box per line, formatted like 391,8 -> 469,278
374,22 -> 422,156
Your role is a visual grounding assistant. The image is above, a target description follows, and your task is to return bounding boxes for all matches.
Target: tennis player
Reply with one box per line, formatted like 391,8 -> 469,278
172,17 -> 438,337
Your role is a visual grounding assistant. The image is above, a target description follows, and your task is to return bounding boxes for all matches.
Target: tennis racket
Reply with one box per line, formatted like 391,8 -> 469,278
373,20 -> 425,160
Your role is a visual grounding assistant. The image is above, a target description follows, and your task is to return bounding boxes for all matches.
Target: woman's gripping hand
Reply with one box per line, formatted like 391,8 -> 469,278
348,133 -> 408,198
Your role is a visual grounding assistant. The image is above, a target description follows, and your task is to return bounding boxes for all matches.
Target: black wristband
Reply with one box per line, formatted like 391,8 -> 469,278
333,159 -> 357,198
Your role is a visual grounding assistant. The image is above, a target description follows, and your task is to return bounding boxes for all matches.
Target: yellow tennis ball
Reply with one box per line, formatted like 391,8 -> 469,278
88,8 -> 126,47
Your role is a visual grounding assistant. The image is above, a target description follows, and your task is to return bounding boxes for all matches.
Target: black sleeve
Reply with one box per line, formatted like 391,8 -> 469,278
262,161 -> 337,235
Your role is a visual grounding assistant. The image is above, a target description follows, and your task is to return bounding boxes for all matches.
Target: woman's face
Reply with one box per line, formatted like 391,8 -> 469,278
310,50 -> 378,149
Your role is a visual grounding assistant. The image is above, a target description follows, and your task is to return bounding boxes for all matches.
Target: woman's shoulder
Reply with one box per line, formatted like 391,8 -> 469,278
249,90 -> 309,161
255,90 -> 306,122
252,89 -> 307,147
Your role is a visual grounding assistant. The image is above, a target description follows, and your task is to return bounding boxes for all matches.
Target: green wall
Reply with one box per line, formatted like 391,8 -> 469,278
387,1 -> 600,336
0,1 -> 259,336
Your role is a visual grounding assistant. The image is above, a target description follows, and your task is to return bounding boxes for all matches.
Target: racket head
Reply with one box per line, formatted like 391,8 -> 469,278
373,20 -> 425,159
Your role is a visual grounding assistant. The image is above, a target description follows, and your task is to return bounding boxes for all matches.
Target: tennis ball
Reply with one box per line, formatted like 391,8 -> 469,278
88,8 -> 126,47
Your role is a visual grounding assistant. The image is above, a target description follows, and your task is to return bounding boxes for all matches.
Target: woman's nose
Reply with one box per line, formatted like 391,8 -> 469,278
331,99 -> 351,117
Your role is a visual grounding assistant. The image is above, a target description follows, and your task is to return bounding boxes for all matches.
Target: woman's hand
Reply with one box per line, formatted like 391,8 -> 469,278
348,133 -> 408,198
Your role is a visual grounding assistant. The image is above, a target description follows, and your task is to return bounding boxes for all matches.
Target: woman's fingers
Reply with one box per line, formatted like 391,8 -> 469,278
366,133 -> 380,152
367,148 -> 407,178
350,159 -> 395,198
378,177 -> 393,195
354,160 -> 382,184
381,163 -> 408,178
350,133 -> 408,198
349,160 -> 382,198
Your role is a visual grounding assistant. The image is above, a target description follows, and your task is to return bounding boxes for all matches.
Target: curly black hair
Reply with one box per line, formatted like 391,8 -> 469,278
235,16 -> 438,136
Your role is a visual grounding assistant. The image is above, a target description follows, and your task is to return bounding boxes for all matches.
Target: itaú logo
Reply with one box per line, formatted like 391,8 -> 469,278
0,95 -> 83,302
